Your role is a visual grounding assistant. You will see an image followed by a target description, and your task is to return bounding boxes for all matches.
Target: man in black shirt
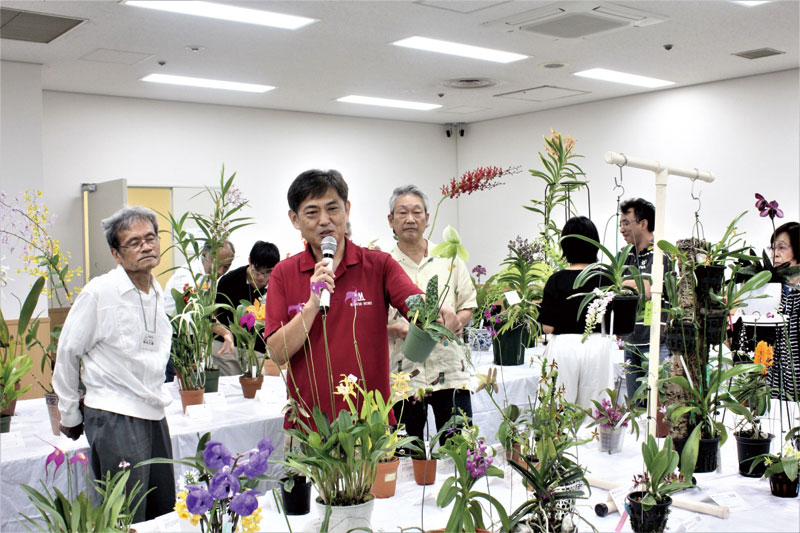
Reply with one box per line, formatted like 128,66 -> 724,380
619,198 -> 670,405
214,241 -> 280,375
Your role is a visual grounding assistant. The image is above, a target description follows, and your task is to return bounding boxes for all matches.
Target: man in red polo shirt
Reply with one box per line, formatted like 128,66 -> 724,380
265,169 -> 457,429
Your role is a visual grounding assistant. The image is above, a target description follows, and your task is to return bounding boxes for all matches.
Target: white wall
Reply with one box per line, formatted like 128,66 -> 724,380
41,92 -> 458,280
456,69 -> 800,274
1,61 -> 45,317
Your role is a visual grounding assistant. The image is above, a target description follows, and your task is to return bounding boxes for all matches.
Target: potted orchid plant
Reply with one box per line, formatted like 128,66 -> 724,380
142,432 -> 274,532
229,301 -> 268,398
586,388 -> 643,454
402,225 -> 466,363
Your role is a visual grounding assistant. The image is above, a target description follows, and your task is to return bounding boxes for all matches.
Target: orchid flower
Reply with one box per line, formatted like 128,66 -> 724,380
431,225 -> 469,262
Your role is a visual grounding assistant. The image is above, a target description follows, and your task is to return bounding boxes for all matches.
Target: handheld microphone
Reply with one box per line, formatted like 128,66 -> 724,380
319,236 -> 337,313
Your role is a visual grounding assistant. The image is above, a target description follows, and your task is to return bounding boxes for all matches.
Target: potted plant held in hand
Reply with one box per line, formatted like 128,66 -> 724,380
627,435 -> 694,533
570,236 -> 644,338
230,301 -> 269,398
402,225 -> 467,363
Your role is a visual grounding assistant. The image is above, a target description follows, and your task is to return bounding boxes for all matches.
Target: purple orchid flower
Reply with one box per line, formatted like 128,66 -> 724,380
257,436 -> 274,455
471,265 -> 487,281
185,485 -> 214,515
755,193 -> 784,219
310,280 -> 327,296
208,468 -> 240,500
241,450 -> 271,478
229,489 -> 261,517
69,452 -> 89,471
203,441 -> 233,470
45,446 -> 65,480
344,290 -> 358,305
287,303 -> 304,316
240,312 -> 256,330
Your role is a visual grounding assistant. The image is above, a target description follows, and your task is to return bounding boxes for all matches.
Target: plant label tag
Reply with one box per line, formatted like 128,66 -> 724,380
708,490 -> 748,511
643,300 -> 653,326
185,404 -> 212,421
608,484 -> 633,517
204,392 -> 227,408
1,431 -> 24,449
504,290 -> 521,306
140,332 -> 158,351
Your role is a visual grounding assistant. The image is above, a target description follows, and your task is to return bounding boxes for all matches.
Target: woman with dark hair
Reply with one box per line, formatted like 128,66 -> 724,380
767,221 -> 800,401
538,216 -> 615,408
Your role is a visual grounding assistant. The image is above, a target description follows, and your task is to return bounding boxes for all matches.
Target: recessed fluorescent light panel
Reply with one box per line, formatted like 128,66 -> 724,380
393,36 -> 527,64
731,1 -> 771,6
124,1 -> 316,30
141,74 -> 275,93
337,95 -> 441,111
573,68 -> 674,88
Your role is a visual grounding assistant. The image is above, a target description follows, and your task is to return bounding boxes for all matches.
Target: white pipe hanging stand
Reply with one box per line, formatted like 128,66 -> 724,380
604,151 -> 715,438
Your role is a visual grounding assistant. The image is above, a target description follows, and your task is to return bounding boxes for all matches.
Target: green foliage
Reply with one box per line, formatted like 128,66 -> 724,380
435,417 -> 509,533
493,246 -> 553,337
229,301 -> 268,377
635,435 -> 694,509
20,463 -> 148,532
525,132 -> 587,270
0,276 -> 43,409
405,275 -> 457,344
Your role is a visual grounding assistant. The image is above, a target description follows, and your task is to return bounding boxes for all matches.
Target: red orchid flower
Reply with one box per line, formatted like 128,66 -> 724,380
755,193 -> 784,219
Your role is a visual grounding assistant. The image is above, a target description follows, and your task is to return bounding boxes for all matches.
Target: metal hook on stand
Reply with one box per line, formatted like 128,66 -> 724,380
690,176 -> 705,243
612,157 -> 626,251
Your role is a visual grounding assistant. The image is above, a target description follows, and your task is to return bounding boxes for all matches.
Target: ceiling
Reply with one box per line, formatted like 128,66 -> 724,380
1,0 -> 798,124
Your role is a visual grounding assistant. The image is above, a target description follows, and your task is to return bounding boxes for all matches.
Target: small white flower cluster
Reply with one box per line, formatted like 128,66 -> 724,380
582,288 -> 615,342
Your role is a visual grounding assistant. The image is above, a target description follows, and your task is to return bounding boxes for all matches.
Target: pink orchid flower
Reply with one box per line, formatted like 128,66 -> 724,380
69,452 -> 89,471
45,446 -> 66,479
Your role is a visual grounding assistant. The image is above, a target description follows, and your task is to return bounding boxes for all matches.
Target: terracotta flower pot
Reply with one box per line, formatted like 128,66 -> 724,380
371,457 -> 400,498
239,375 -> 264,399
45,392 -> 61,436
655,406 -> 669,438
412,458 -> 437,485
504,442 -> 524,464
263,359 -> 281,376
179,388 -> 205,413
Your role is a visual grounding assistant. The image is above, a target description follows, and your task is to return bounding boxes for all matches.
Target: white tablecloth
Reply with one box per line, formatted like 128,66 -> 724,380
0,356 -> 544,531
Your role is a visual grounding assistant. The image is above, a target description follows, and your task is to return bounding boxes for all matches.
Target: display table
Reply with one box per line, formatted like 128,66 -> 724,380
0,357 -> 544,531
136,422 -> 800,532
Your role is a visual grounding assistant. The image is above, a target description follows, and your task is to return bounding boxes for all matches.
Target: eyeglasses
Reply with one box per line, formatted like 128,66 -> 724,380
767,244 -> 791,254
619,219 -> 640,228
118,236 -> 159,251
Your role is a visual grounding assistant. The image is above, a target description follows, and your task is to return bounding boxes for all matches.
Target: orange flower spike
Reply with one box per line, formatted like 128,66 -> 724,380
754,341 -> 774,373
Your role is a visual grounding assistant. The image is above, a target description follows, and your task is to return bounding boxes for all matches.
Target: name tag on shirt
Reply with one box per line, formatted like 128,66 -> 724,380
141,332 -> 158,351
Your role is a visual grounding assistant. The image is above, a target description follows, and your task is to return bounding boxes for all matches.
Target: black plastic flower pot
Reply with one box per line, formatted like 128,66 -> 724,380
665,321 -> 697,353
281,476 -> 311,515
204,368 -> 220,393
603,294 -> 639,336
735,432 -> 774,478
674,436 -> 721,473
626,491 -> 672,533
492,325 -> 525,366
695,265 -> 725,294
770,471 -> 800,498
402,322 -> 437,363
702,312 -> 727,345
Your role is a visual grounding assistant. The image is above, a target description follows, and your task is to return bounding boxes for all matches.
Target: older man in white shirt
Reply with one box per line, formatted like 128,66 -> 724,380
53,206 -> 175,522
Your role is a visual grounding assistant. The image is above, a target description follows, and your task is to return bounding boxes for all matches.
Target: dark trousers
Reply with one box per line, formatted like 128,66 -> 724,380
84,407 -> 176,523
394,388 -> 472,445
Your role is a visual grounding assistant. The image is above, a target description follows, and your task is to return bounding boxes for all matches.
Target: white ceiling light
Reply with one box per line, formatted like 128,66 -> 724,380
573,68 -> 674,88
142,74 -> 275,93
731,1 -> 771,6
124,1 -> 316,30
337,95 -> 441,111
392,36 -> 527,63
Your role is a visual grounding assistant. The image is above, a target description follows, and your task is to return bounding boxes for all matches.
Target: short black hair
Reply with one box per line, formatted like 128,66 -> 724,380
772,221 -> 800,265
620,198 -> 655,232
287,169 -> 349,213
560,216 -> 599,264
249,241 -> 280,269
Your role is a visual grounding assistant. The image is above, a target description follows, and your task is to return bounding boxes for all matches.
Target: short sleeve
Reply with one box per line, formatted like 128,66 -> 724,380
264,264 -> 290,339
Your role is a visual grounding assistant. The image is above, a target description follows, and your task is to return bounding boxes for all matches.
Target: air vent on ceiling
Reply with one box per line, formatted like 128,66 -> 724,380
1,8 -> 84,43
733,48 -> 785,60
443,78 -> 496,89
483,2 -> 666,40
494,86 -> 589,102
